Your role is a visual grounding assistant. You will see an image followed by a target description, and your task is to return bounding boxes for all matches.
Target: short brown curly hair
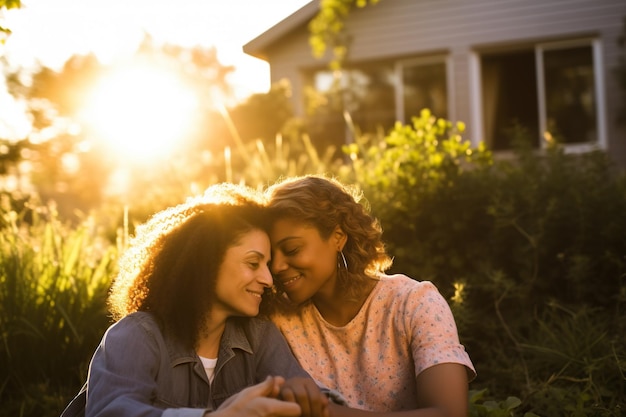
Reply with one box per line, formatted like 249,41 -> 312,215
108,183 -> 269,349
264,175 -> 392,303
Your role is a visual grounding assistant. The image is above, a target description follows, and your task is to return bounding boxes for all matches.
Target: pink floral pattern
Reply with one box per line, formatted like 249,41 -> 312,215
272,274 -> 476,411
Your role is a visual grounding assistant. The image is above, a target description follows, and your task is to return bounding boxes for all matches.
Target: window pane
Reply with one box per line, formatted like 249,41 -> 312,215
305,62 -> 397,150
343,64 -> 396,133
481,50 -> 539,150
544,45 -> 596,144
402,62 -> 448,120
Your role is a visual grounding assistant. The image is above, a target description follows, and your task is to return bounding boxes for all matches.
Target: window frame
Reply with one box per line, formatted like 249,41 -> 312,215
470,37 -> 607,153
393,55 -> 452,123
535,38 -> 607,152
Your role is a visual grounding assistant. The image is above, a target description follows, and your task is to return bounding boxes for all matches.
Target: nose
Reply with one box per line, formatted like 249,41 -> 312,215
270,251 -> 288,274
258,265 -> 274,288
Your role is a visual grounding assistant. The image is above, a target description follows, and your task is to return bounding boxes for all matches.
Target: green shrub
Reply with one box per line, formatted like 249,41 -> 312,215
340,108 -> 494,291
342,110 -> 626,416
0,193 -> 119,417
469,389 -> 539,417
3,108 -> 626,416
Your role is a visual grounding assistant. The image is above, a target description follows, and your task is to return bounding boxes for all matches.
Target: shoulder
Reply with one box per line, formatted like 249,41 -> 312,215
110,311 -> 160,332
103,311 -> 164,348
375,273 -> 441,299
370,274 -> 450,318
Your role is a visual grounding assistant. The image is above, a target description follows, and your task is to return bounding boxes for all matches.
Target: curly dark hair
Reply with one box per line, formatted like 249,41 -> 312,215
264,175 -> 392,303
108,183 -> 269,349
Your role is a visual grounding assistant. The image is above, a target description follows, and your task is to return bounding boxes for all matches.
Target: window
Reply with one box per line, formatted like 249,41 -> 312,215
304,56 -> 448,150
478,39 -> 605,151
540,44 -> 598,145
398,59 -> 448,122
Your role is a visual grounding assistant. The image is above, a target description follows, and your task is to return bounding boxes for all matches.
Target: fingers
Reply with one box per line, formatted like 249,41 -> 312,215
247,376 -> 285,399
280,377 -> 329,417
266,375 -> 286,399
219,376 -> 284,409
250,397 -> 302,417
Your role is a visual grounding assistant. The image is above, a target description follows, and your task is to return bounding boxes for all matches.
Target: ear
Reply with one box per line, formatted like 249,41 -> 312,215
332,226 -> 348,251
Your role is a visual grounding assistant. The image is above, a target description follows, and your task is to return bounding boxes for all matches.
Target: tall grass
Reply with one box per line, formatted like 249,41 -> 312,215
0,193 -> 119,417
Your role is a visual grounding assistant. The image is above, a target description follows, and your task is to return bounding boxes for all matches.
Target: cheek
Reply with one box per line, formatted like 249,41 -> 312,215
308,249 -> 337,274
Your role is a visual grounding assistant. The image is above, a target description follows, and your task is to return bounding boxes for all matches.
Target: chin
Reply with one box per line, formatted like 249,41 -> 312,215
286,293 -> 308,306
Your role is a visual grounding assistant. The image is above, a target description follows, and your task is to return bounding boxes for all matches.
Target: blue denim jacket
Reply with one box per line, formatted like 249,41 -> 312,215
63,311 -> 312,417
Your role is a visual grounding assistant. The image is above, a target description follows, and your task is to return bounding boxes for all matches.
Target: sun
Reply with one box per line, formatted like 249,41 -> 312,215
80,62 -> 198,163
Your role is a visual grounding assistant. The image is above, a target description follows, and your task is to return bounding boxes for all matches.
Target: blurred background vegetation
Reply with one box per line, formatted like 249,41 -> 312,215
1,1 -> 625,416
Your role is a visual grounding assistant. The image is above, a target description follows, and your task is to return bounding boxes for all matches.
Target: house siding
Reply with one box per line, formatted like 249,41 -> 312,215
257,0 -> 626,165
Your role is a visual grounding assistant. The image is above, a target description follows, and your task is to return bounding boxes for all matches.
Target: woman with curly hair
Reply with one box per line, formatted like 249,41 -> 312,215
264,175 -> 476,417
62,183 -> 328,417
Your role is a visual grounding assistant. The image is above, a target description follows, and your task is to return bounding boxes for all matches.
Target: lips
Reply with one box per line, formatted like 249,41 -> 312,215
281,274 -> 302,288
246,290 -> 264,299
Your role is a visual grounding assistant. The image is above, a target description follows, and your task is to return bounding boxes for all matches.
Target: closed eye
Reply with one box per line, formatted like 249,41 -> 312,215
283,247 -> 299,256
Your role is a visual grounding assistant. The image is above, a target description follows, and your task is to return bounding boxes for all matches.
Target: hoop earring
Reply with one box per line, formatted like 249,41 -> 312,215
339,251 -> 348,270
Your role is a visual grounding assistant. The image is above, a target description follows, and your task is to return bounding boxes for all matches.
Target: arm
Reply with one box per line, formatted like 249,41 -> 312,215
327,363 -> 468,417
326,281 -> 472,417
86,316 -> 172,417
407,283 -> 473,417
415,363 -> 469,417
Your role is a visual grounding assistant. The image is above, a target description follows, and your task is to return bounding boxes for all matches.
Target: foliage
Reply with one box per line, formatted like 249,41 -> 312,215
340,108 -> 493,289
0,0 -> 20,36
228,80 -> 295,144
0,0 -> 20,7
0,192 -> 118,417
515,305 -> 625,416
1,102 -> 625,417
343,110 -> 626,416
309,0 -> 381,69
2,36 -> 245,221
220,113 -> 345,187
469,389 -> 538,417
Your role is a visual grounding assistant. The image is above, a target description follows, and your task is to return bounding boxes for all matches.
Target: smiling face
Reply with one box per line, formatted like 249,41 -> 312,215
270,218 -> 345,305
212,228 -> 273,321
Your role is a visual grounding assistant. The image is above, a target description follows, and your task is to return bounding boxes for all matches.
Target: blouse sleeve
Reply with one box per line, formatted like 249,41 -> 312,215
403,281 -> 476,380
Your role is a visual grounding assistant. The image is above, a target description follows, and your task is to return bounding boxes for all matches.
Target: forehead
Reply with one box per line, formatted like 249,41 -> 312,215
229,229 -> 270,252
270,218 -> 321,242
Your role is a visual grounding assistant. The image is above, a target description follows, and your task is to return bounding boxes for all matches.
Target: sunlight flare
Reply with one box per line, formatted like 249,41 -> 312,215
81,62 -> 198,162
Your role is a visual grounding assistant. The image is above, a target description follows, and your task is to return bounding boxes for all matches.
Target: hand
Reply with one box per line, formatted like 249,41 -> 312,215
279,377 -> 329,417
215,376 -> 302,417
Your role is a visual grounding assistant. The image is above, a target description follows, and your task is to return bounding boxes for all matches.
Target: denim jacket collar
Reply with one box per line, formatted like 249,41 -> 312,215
164,317 -> 254,368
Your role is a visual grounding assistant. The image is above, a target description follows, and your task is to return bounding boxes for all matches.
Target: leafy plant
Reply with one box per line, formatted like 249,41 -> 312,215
341,110 -> 626,416
341,108 -> 493,290
469,389 -> 539,417
0,193 -> 119,417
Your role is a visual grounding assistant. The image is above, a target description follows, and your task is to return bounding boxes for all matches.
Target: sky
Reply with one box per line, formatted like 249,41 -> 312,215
1,0 -> 311,97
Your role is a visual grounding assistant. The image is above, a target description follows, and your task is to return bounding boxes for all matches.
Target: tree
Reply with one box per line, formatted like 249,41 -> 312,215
2,34 -> 241,219
0,0 -> 20,36
309,0 -> 381,69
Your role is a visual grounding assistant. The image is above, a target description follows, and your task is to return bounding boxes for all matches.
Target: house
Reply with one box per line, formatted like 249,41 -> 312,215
243,0 -> 626,167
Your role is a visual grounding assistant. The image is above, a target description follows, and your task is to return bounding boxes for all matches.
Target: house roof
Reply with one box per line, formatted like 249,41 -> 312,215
242,0 -> 318,60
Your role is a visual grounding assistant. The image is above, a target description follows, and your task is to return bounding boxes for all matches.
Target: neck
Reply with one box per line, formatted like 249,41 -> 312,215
195,315 -> 226,359
313,277 -> 377,326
